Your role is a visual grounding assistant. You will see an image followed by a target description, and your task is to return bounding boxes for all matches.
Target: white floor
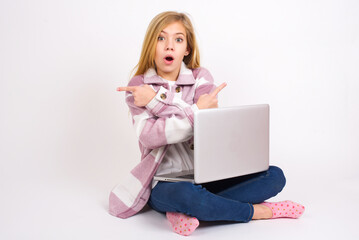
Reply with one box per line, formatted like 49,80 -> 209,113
1,168 -> 358,240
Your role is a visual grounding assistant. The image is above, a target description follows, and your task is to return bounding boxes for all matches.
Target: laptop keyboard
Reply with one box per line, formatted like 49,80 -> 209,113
177,174 -> 194,179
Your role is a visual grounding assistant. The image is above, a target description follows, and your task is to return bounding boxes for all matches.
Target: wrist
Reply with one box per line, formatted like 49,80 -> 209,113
146,91 -> 160,110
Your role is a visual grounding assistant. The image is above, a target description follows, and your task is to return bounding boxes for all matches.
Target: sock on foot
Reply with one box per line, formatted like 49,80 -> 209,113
260,200 -> 305,219
166,212 -> 199,236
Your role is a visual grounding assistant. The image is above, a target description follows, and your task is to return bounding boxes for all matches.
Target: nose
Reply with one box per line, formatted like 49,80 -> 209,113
165,39 -> 174,51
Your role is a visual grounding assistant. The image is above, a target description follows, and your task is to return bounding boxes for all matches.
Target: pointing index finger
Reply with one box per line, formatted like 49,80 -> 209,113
210,82 -> 227,97
117,86 -> 136,92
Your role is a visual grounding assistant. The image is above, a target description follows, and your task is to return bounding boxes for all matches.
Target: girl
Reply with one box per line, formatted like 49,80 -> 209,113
111,11 -> 304,236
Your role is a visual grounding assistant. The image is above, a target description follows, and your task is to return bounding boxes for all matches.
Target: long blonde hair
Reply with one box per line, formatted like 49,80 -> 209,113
132,11 -> 200,77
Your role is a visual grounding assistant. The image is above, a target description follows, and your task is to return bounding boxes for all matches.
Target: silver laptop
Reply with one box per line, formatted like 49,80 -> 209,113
153,104 -> 270,184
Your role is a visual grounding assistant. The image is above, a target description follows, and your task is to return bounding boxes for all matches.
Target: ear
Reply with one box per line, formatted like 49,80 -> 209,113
185,48 -> 191,56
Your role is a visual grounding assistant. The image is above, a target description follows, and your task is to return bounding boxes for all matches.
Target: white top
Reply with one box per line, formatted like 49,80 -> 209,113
151,78 -> 194,188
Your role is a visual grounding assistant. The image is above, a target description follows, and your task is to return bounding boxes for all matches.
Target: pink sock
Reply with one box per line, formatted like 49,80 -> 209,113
261,200 -> 305,219
166,212 -> 199,236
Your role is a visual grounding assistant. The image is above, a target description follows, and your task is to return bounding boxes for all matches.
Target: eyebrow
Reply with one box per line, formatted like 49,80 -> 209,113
161,30 -> 185,36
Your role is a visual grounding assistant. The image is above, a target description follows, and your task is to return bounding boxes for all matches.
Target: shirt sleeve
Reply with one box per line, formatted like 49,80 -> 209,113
145,86 -> 199,126
145,68 -> 217,121
125,90 -> 195,149
125,69 -> 217,150
192,68 -> 218,105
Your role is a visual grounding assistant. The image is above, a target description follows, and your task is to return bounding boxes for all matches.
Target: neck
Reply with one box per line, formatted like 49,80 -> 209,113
156,68 -> 180,81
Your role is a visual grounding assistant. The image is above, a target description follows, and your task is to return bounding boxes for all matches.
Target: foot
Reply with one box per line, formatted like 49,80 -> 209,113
166,212 -> 199,236
260,200 -> 305,219
252,204 -> 273,219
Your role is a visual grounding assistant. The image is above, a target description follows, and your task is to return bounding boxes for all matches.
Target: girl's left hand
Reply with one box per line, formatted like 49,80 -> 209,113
117,85 -> 156,107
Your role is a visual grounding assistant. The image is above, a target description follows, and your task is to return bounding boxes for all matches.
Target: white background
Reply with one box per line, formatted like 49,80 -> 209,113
1,0 -> 358,239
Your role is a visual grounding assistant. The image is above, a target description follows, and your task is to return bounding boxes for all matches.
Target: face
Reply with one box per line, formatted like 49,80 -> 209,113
154,21 -> 190,81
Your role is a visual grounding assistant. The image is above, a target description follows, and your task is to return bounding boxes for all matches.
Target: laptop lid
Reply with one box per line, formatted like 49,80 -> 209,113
193,104 -> 270,183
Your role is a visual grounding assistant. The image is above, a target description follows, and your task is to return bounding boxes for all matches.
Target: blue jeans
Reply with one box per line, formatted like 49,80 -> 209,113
148,166 -> 286,222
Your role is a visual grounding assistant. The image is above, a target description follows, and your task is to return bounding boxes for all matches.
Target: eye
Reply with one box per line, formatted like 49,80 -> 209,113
176,38 -> 184,43
158,36 -> 165,41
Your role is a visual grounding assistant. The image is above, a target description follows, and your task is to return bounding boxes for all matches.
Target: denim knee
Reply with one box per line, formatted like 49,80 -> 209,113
149,181 -> 202,214
170,182 -> 203,209
269,166 -> 286,193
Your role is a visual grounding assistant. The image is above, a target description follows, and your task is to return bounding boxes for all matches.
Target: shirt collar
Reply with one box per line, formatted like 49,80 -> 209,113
143,61 -> 196,85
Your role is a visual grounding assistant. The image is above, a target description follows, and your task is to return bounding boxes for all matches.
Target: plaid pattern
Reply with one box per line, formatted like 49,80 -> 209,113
109,62 -> 217,218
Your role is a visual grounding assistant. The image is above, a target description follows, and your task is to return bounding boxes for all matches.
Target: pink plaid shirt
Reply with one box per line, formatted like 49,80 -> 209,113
109,62 -> 217,218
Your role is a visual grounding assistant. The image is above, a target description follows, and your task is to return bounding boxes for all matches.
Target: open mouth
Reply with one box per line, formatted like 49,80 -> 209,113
165,56 -> 174,61
163,54 -> 175,65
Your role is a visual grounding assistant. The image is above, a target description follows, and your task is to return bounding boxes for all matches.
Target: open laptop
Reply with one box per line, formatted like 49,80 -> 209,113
153,104 -> 270,184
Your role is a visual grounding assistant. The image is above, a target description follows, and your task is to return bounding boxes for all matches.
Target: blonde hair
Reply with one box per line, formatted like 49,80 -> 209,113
132,11 -> 200,77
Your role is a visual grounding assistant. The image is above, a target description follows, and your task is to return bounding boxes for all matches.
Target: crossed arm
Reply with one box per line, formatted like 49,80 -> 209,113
116,77 -> 227,149
117,82 -> 227,110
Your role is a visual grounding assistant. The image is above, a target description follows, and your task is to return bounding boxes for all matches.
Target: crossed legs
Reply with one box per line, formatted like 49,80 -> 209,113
148,166 -> 286,222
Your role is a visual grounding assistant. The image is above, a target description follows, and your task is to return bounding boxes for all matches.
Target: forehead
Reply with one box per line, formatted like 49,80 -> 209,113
161,21 -> 186,35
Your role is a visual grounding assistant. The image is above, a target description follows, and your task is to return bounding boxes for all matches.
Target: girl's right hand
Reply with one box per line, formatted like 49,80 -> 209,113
196,82 -> 227,109
117,84 -> 156,107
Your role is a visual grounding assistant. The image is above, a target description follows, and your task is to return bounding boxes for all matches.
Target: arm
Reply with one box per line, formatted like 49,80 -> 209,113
145,85 -> 199,126
121,69 -> 225,149
119,75 -> 197,149
145,68 -> 221,118
125,91 -> 195,149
